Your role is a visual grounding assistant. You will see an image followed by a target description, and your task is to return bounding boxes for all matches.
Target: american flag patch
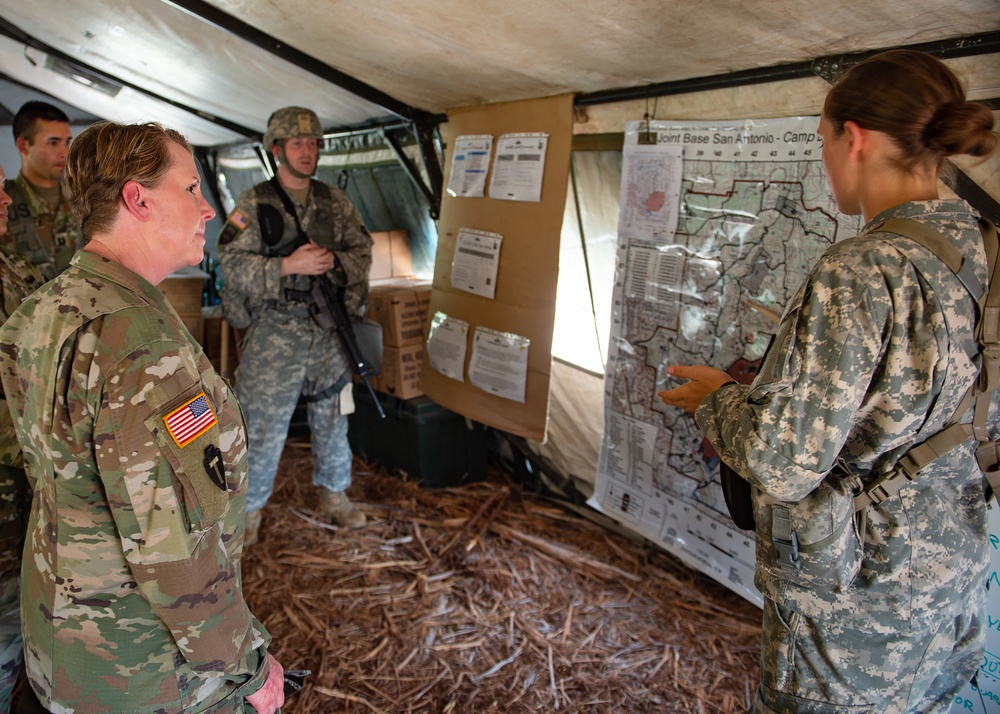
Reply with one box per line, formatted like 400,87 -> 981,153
164,393 -> 217,448
228,210 -> 249,229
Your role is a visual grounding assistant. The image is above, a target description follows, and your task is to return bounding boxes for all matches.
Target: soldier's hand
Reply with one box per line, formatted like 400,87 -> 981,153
657,365 -> 735,416
246,653 -> 285,714
280,241 -> 335,276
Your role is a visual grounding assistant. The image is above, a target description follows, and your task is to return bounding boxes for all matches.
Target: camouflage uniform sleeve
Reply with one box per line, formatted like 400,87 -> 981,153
697,251 -> 887,502
325,188 -> 372,317
94,337 -> 264,674
327,189 -> 372,285
218,191 -> 286,302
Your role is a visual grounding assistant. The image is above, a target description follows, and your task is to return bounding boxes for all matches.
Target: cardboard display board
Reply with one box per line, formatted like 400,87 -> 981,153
419,93 -> 574,441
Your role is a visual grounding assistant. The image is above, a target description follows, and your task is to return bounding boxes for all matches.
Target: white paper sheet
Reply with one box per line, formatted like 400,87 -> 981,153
446,134 -> 494,198
487,132 -> 548,202
468,326 -> 530,402
618,140 -> 682,243
451,228 -> 503,299
426,311 -> 469,381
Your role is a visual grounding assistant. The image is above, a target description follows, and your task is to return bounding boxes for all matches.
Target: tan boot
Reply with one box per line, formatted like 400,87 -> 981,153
318,489 -> 366,529
245,509 -> 262,547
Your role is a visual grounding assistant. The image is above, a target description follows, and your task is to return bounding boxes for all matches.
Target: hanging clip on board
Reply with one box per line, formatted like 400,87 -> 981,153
638,92 -> 658,145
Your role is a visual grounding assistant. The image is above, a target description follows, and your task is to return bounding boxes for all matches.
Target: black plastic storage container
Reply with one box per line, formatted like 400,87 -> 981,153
348,388 -> 487,488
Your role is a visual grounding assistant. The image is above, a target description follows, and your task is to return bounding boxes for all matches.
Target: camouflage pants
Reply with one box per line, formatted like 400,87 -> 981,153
755,597 -> 983,713
236,313 -> 352,514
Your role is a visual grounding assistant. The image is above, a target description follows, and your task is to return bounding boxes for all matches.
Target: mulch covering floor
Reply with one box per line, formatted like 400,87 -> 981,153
243,439 -> 763,713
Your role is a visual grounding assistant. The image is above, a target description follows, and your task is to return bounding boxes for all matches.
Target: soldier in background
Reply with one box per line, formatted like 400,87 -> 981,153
0,107 -> 86,696
219,106 -> 373,543
0,122 -> 284,713
0,163 -> 44,713
3,101 -> 84,280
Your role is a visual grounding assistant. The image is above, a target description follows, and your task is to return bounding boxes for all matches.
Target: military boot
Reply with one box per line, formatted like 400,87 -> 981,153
318,489 -> 366,529
245,509 -> 262,547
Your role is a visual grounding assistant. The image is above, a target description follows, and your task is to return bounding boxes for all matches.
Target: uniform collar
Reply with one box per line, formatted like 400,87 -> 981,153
864,199 -> 974,231
70,250 -> 172,311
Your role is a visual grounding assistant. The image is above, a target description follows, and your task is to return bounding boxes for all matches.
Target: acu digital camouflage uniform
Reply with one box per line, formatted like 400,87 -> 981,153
218,176 -> 372,514
2,173 -> 84,280
698,199 -> 994,712
0,249 -> 43,713
0,251 -> 272,713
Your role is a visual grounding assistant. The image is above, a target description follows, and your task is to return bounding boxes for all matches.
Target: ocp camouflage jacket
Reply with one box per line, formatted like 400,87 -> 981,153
0,251 -> 271,712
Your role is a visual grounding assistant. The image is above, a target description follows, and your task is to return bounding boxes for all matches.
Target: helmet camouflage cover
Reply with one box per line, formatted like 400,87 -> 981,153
262,106 -> 323,149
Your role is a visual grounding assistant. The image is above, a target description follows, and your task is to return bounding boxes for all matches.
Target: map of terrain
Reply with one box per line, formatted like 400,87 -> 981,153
592,118 -> 860,602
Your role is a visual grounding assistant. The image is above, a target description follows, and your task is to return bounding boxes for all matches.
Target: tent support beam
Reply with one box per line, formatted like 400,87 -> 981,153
164,0 -> 443,127
576,30 -> 1000,227
381,129 -> 442,220
575,31 -> 1000,106
163,0 -> 446,218
413,122 -> 445,220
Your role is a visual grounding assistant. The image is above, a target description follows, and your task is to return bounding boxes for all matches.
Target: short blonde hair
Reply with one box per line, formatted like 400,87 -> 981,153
66,121 -> 192,239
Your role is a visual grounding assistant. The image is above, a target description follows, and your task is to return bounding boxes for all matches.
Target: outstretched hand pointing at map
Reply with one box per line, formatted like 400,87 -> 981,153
657,365 -> 735,416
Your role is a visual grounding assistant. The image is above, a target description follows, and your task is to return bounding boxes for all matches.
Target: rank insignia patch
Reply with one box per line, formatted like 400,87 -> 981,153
164,393 -> 218,448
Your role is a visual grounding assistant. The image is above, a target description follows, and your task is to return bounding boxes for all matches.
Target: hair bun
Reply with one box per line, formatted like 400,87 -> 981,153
923,100 -> 997,157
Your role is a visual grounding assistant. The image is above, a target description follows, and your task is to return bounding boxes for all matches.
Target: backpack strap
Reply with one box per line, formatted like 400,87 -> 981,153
877,218 -> 984,301
973,218 -> 1000,496
851,217 -> 1000,510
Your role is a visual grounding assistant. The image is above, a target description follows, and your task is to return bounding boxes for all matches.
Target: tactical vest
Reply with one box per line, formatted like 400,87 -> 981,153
3,175 -> 83,281
0,248 -> 45,323
256,179 -> 368,319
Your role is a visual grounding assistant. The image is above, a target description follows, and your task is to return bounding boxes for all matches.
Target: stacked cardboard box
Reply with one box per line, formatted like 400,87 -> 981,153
367,278 -> 432,399
159,268 -> 209,345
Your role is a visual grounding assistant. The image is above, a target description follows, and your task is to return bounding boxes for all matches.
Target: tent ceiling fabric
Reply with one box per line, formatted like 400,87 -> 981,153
0,0 -> 391,145
0,0 -> 997,146
202,0 -> 1000,112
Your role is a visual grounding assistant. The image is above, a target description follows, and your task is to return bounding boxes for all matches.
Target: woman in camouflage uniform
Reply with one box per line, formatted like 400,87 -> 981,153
0,124 -> 285,713
661,50 -> 997,712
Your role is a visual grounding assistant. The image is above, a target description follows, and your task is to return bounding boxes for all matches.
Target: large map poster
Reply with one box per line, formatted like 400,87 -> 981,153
588,117 -> 860,605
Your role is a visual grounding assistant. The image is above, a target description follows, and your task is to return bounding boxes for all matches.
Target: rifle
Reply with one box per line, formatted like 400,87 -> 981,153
298,274 -> 386,419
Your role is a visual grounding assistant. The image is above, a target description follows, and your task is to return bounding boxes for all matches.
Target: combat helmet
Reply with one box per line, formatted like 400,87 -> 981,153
262,106 -> 323,149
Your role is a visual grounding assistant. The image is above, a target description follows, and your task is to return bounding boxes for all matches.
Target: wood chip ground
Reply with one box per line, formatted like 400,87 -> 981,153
244,440 -> 762,713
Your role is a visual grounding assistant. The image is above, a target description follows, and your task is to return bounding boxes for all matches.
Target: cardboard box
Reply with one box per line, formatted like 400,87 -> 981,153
159,275 -> 206,345
159,276 -> 204,316
373,343 -> 424,399
370,230 -> 413,280
367,280 -> 432,347
202,315 -> 239,379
